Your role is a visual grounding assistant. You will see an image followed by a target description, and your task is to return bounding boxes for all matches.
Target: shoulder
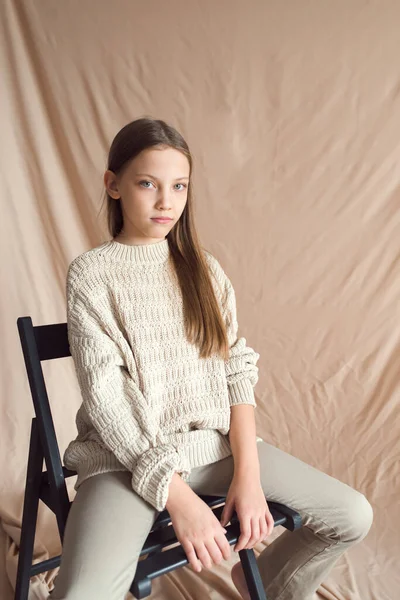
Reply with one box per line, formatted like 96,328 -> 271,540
203,249 -> 231,289
66,241 -> 112,300
203,249 -> 226,280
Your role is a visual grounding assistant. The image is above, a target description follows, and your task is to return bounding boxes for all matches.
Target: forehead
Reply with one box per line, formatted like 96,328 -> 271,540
129,146 -> 190,178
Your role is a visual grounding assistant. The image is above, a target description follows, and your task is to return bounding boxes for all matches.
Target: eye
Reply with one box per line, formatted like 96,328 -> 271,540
139,180 -> 154,188
138,180 -> 187,190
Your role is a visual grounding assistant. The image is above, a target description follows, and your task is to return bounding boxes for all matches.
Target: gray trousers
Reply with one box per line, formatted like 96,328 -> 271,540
50,440 -> 373,600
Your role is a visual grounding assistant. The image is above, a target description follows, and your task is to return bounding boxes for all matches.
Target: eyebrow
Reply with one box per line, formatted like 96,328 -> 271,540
135,173 -> 189,181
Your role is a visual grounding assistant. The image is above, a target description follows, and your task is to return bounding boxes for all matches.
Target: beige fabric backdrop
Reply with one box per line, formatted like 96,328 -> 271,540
1,0 -> 399,598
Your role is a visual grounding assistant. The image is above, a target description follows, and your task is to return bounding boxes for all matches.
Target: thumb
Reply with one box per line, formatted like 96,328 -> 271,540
221,501 -> 234,527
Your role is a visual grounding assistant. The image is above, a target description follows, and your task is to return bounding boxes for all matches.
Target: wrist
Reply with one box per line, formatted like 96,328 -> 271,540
234,463 -> 261,481
166,471 -> 192,510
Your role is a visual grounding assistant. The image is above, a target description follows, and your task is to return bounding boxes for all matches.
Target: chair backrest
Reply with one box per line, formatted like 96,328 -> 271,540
16,317 -> 72,538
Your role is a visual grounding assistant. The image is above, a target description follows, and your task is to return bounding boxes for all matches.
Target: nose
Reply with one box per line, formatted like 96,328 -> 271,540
155,189 -> 173,210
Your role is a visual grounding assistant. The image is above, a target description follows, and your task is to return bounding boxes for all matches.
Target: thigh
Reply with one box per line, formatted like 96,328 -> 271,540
51,471 -> 159,600
188,439 -> 372,542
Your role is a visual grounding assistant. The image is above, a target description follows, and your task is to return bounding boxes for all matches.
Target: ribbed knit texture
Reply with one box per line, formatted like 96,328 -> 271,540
64,237 -> 260,511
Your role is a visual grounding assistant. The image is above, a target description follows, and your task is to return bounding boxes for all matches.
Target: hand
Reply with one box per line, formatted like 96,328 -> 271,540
166,474 -> 231,572
220,472 -> 274,552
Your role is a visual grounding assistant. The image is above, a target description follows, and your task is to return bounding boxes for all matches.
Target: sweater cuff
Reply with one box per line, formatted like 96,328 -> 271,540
131,445 -> 187,512
228,377 -> 257,408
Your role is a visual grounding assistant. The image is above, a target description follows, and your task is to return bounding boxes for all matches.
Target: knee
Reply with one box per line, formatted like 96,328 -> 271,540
342,492 -> 374,544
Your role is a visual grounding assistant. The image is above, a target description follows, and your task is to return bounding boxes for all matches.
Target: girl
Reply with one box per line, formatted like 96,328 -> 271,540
51,118 -> 373,600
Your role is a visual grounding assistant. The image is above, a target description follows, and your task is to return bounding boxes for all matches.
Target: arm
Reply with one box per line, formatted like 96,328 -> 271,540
223,403 -> 273,550
228,405 -> 260,479
220,264 -> 260,408
215,257 -> 261,472
165,472 -> 193,510
218,269 -> 271,545
67,268 -> 185,512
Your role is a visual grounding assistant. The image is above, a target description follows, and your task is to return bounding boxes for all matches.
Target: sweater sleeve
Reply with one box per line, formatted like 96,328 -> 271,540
205,252 -> 260,408
66,271 -> 186,512
222,273 -> 260,407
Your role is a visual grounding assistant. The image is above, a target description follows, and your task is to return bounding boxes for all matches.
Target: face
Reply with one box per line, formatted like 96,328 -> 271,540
104,145 -> 190,245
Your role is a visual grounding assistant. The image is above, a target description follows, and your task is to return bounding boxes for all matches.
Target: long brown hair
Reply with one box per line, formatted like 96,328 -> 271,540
101,117 -> 230,361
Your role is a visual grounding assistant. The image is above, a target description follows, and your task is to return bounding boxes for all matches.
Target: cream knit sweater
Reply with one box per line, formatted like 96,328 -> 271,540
64,238 -> 260,511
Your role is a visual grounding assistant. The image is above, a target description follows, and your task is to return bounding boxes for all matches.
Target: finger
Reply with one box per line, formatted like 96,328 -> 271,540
266,509 -> 275,536
234,519 -> 251,552
259,515 -> 269,542
205,539 -> 223,566
182,540 -> 202,573
196,542 -> 213,570
244,517 -> 260,549
221,502 -> 234,527
216,530 -> 232,560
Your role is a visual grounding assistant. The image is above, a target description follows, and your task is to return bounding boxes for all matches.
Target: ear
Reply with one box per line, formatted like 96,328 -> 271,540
104,169 -> 120,199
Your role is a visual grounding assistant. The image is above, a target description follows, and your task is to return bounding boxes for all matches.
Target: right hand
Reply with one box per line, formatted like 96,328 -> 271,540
166,476 -> 231,572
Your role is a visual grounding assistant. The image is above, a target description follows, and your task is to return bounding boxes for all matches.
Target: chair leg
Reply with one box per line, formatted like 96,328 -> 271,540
239,548 -> 267,600
130,577 -> 152,599
14,420 -> 43,600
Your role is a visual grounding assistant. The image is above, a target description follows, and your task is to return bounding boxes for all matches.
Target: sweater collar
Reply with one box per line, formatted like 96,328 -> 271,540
101,237 -> 170,263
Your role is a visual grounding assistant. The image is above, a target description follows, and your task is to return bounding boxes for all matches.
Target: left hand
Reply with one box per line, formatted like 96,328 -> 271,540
220,472 -> 274,552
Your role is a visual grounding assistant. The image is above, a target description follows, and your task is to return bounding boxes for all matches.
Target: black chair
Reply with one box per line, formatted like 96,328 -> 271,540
14,315 -> 302,600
